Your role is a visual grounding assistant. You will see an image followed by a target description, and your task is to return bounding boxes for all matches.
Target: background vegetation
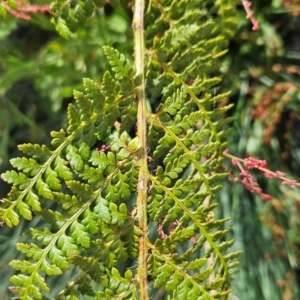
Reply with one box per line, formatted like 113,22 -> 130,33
0,0 -> 299,299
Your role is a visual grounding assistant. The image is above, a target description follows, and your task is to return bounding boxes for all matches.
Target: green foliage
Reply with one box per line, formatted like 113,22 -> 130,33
50,0 -> 105,38
0,6 -> 131,175
216,1 -> 300,299
50,0 -> 129,38
0,0 -> 241,299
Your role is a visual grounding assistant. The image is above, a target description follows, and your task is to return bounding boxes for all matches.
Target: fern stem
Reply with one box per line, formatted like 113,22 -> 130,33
133,0 -> 149,299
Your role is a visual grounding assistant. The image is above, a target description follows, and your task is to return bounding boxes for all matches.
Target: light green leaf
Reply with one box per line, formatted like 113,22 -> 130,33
54,17 -> 71,39
0,3 -> 7,18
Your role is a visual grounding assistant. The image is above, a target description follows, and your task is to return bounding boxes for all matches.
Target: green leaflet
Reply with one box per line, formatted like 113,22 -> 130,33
50,0 -> 127,37
1,0 -> 241,299
50,0 -> 105,38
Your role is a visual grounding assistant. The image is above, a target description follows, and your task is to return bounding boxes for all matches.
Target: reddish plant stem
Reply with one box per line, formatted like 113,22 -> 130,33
241,0 -> 260,30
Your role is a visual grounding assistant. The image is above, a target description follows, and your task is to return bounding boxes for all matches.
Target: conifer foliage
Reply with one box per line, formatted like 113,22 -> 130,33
0,0 -> 241,299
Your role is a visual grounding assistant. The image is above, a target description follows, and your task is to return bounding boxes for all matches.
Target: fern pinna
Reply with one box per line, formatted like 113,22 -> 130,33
0,0 -> 241,299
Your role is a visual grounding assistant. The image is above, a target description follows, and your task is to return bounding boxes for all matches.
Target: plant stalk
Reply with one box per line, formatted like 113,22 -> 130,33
133,0 -> 149,299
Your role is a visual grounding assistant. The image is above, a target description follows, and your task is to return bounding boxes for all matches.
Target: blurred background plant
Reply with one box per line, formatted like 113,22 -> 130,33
0,0 -> 299,299
218,1 -> 300,299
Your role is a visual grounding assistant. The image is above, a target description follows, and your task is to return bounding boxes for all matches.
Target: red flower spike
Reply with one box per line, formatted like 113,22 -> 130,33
275,171 -> 285,178
244,157 -> 267,169
223,150 -> 300,201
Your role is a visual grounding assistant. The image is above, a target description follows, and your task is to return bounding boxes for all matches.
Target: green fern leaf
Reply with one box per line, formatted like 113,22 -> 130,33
3,1 -> 241,299
16,201 -> 32,220
79,165 -> 105,188
49,246 -> 70,269
51,0 -> 106,35
54,17 -> 71,39
70,221 -> 91,248
29,227 -> 54,245
9,260 -> 36,274
67,103 -> 81,133
35,179 -> 53,200
102,46 -> 137,130
57,234 -> 80,256
1,170 -> 31,189
103,46 -> 135,80
10,157 -> 42,176
71,255 -> 106,283
0,3 -> 7,18
10,273 -> 49,298
54,156 -> 73,181
93,197 -> 111,224
81,208 -> 99,234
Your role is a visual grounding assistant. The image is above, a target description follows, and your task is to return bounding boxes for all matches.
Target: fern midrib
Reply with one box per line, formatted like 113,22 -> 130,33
133,0 -> 149,299
150,176 -> 229,280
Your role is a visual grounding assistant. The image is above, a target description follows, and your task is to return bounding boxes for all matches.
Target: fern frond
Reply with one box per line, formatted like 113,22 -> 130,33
1,45 -> 141,298
144,0 -> 239,298
2,0 -> 241,299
